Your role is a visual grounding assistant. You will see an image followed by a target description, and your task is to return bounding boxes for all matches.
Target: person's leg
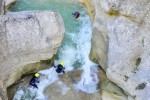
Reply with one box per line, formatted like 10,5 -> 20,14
76,14 -> 80,18
33,84 -> 38,89
56,68 -> 61,73
29,82 -> 33,86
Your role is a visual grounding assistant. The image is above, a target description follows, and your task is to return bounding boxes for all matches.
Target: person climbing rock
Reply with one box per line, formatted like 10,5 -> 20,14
29,73 -> 40,89
54,62 -> 65,74
72,11 -> 80,19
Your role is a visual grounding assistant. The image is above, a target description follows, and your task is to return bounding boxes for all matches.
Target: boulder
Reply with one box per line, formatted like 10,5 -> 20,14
0,10 -> 64,99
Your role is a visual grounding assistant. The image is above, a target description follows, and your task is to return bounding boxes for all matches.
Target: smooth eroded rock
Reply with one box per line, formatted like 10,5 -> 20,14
45,69 -> 101,100
0,0 -> 4,14
0,10 -> 64,99
106,0 -> 150,99
83,0 -> 150,99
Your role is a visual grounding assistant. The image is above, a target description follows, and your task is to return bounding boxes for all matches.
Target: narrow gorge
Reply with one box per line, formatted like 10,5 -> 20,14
0,0 -> 150,100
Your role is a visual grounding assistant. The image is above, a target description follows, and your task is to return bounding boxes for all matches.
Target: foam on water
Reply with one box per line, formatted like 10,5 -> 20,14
74,10 -> 99,93
55,45 -> 76,71
13,67 -> 59,100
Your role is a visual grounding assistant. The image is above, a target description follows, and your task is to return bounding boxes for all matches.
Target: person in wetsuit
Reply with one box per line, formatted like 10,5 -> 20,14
72,11 -> 80,19
54,62 -> 65,74
29,73 -> 40,89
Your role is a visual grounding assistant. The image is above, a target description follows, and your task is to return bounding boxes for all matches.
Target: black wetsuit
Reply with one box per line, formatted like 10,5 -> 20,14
73,12 -> 80,19
29,76 -> 39,89
54,64 -> 65,74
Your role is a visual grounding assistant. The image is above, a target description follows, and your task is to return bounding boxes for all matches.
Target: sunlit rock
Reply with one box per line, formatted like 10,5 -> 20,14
0,0 -> 4,14
4,0 -> 16,9
82,0 -> 150,99
107,0 -> 150,99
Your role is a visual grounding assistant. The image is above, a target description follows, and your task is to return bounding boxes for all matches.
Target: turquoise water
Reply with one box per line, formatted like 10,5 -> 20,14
9,0 -> 82,32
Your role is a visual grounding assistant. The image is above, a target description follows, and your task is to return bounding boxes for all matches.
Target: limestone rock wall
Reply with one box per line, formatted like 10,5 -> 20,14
0,10 -> 64,99
106,0 -> 150,99
0,0 -> 4,14
82,0 -> 150,99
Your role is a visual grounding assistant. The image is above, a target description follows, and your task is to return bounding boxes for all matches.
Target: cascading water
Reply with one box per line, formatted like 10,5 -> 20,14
74,12 -> 99,93
10,0 -> 99,99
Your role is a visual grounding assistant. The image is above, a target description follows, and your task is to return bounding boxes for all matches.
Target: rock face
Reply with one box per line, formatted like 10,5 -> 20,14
0,11 -> 64,99
4,0 -> 16,9
44,68 -> 128,100
0,0 -> 4,14
82,0 -> 150,99
106,0 -> 150,99
45,70 -> 101,100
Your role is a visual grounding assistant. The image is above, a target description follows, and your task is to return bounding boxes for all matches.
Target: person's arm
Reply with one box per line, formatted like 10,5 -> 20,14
38,78 -> 40,83
35,78 -> 40,83
54,65 -> 56,68
62,68 -> 65,74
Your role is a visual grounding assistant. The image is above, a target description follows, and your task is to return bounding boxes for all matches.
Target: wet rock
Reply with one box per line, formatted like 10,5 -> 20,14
45,70 -> 101,100
7,75 -> 32,100
44,68 -> 128,100
45,82 -> 101,100
58,70 -> 82,85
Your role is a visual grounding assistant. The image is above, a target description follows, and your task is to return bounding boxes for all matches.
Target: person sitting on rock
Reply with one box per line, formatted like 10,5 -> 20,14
29,73 -> 40,89
54,62 -> 65,74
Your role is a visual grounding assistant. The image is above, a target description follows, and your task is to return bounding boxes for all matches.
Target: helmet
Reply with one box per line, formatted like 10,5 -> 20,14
60,62 -> 64,66
35,73 -> 40,77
